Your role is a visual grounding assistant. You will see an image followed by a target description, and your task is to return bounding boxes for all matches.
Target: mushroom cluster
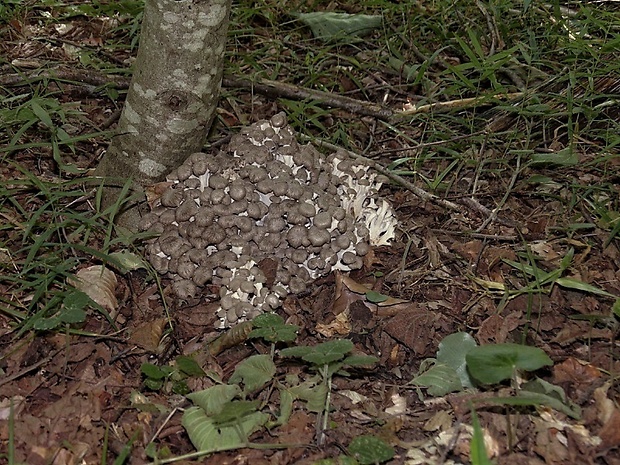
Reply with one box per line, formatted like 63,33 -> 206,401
140,113 -> 397,327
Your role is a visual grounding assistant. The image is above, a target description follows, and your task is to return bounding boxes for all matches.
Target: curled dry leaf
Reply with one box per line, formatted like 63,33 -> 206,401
130,318 -> 168,352
384,392 -> 407,416
315,310 -> 352,338
71,265 -> 118,312
145,181 -> 175,208
337,273 -> 409,307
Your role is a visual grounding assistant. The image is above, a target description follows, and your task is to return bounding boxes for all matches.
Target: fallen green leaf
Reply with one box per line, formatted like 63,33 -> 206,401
466,343 -> 553,385
295,12 -> 382,41
348,435 -> 394,465
410,362 -> 463,396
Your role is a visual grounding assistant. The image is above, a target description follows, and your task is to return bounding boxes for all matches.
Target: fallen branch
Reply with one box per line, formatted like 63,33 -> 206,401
304,135 -> 523,230
222,76 -> 393,120
1,65 -> 523,123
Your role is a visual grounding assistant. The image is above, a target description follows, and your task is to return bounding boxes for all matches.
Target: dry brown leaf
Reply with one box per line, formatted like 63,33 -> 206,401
530,240 -> 561,261
593,382 -> 615,424
423,410 -> 453,432
70,265 -> 118,312
130,318 -> 167,352
384,392 -> 407,416
598,407 -> 620,450
383,304 -> 440,356
145,181 -> 174,207
552,358 -> 601,386
208,320 -> 253,355
452,239 -> 483,261
338,273 -> 409,307
333,272 -> 368,316
315,310 -> 351,337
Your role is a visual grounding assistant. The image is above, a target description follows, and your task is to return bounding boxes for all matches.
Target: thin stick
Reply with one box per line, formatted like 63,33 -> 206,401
304,136 -> 463,212
305,136 -> 523,230
222,76 -> 394,120
1,67 -> 524,123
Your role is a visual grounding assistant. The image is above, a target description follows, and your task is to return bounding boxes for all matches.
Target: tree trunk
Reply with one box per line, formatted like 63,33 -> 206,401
95,0 -> 232,228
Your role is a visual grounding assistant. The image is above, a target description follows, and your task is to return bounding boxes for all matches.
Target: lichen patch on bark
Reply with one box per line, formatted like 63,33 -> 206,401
166,118 -> 200,134
139,158 -> 167,177
199,4 -> 228,27
123,102 -> 141,124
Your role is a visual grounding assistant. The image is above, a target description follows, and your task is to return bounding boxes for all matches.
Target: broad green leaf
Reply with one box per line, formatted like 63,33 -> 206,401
348,435 -> 394,465
175,355 -> 206,377
280,339 -> 354,366
33,290 -> 90,329
252,313 -> 285,327
279,346 -> 314,358
144,378 -> 164,391
287,377 -> 329,413
210,400 -> 261,426
33,315 -> 62,330
327,361 -> 346,379
470,409 -> 493,465
171,380 -> 190,396
108,250 -> 148,273
342,355 -> 379,367
437,332 -> 477,389
466,344 -> 553,385
612,298 -> 620,318
59,305 -> 87,324
520,378 -> 581,419
186,384 -> 241,415
366,290 -> 388,303
249,313 -> 299,343
275,387 -> 294,426
229,354 -> 276,394
62,289 -> 91,323
410,362 -> 463,396
296,12 -> 382,41
182,406 -> 268,453
302,339 -> 353,365
555,277 -> 617,298
141,363 -> 169,380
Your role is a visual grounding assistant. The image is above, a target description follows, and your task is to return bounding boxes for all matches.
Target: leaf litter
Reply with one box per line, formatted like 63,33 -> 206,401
0,2 -> 619,465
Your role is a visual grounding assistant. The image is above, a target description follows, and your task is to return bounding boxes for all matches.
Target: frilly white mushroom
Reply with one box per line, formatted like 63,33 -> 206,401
141,113 -> 398,328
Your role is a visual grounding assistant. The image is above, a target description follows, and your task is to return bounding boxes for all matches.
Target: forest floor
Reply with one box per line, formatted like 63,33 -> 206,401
1,1 -> 620,464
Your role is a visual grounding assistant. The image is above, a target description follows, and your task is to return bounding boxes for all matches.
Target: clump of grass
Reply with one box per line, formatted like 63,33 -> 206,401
0,162 -> 143,334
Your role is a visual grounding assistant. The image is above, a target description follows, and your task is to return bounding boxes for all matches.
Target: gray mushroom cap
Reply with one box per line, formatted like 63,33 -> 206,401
141,112 -> 397,327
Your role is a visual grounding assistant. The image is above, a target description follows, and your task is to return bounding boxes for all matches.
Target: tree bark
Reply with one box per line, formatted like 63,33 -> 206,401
95,0 -> 231,227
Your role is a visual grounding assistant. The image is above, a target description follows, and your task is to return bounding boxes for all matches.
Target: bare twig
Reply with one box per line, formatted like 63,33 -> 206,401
368,131 -> 485,157
303,136 -> 462,212
456,197 -> 522,229
396,93 -> 522,118
476,154 -> 522,232
305,136 -> 523,230
1,65 -> 525,123
430,229 -> 518,241
222,76 -> 394,120
0,351 -> 60,388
